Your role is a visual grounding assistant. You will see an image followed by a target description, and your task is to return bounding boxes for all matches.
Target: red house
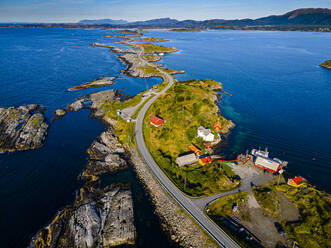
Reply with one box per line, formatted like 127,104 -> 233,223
199,156 -> 212,166
254,156 -> 282,173
214,121 -> 222,130
288,176 -> 303,187
150,115 -> 164,127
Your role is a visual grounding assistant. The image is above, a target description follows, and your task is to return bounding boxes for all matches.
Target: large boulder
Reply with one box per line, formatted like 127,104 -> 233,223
0,105 -> 48,152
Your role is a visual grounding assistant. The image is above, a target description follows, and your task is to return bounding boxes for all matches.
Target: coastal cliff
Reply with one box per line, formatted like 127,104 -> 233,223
0,104 -> 48,152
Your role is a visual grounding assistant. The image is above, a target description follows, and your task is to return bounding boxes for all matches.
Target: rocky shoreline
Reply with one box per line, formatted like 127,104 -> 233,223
29,184 -> 135,248
0,104 -> 48,152
116,54 -> 164,78
127,147 -> 216,248
83,128 -> 127,181
28,30 -> 220,248
30,126 -> 136,248
29,89 -> 137,248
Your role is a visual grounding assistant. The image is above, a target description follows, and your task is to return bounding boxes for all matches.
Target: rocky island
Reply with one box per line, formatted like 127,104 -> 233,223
320,60 -> 331,69
83,128 -> 127,181
0,104 -> 48,152
30,184 -> 135,248
69,77 -> 116,91
31,95 -> 136,247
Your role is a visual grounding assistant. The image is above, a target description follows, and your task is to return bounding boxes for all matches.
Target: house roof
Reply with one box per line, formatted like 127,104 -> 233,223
189,144 -> 201,154
292,176 -> 303,184
198,126 -> 212,137
200,156 -> 212,164
150,115 -> 164,126
255,156 -> 280,172
214,121 -> 222,129
176,153 -> 198,167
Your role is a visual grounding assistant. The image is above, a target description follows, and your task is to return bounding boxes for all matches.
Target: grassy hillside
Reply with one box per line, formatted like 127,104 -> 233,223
143,79 -> 237,196
207,192 -> 248,217
275,184 -> 331,248
133,42 -> 178,53
253,186 -> 280,218
136,37 -> 168,42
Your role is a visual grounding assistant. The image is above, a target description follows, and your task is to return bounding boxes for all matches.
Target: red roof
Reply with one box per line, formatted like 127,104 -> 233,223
214,121 -> 222,130
189,144 -> 201,155
200,156 -> 212,164
292,176 -> 303,184
150,115 -> 164,127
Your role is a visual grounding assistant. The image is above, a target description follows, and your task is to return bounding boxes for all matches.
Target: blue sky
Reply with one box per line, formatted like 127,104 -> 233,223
1,0 -> 330,23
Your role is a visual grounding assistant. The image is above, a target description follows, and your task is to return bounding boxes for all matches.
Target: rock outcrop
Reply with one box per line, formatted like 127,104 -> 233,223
66,89 -> 120,116
69,77 -> 116,91
54,108 -> 66,118
66,98 -> 85,112
83,129 -> 127,180
30,184 -> 135,248
30,125 -> 136,248
0,104 -> 48,152
116,54 -> 162,78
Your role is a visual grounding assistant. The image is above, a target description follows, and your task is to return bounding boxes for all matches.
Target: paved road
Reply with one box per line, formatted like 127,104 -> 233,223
191,162 -> 272,211
134,63 -> 240,247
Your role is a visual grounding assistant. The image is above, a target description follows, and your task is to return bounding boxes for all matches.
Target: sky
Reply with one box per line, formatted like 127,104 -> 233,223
0,0 -> 330,23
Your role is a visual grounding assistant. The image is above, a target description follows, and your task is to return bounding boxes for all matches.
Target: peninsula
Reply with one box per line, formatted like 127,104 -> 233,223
3,8 -> 331,32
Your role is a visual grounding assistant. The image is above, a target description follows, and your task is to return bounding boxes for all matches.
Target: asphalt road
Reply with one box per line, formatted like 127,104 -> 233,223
134,67 -> 240,248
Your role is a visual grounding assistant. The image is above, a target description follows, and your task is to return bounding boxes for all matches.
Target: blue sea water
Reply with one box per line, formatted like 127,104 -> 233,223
0,27 -> 331,247
0,28 -> 167,248
147,29 -> 331,191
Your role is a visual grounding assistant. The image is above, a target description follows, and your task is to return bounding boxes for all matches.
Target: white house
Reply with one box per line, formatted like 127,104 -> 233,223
197,126 -> 215,142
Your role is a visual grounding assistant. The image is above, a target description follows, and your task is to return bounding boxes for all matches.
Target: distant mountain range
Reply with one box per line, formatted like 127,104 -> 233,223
78,19 -> 128,25
78,8 -> 331,26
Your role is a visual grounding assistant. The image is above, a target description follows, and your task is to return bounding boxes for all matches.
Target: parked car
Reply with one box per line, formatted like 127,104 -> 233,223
274,222 -> 286,235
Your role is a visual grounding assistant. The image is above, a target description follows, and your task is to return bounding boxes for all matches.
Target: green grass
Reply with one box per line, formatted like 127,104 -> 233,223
133,43 -> 178,53
31,115 -> 42,127
321,60 -> 331,68
114,30 -> 140,35
132,95 -> 154,120
102,92 -> 145,145
253,186 -> 280,218
159,68 -> 185,75
155,81 -> 169,92
136,37 -> 168,42
207,191 -> 248,216
221,163 -> 235,178
206,192 -> 256,248
142,54 -> 162,62
143,79 -> 237,196
138,66 -> 162,76
274,183 -> 331,248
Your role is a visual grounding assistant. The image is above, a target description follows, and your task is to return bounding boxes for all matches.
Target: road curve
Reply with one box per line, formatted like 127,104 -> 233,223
134,69 -> 240,248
